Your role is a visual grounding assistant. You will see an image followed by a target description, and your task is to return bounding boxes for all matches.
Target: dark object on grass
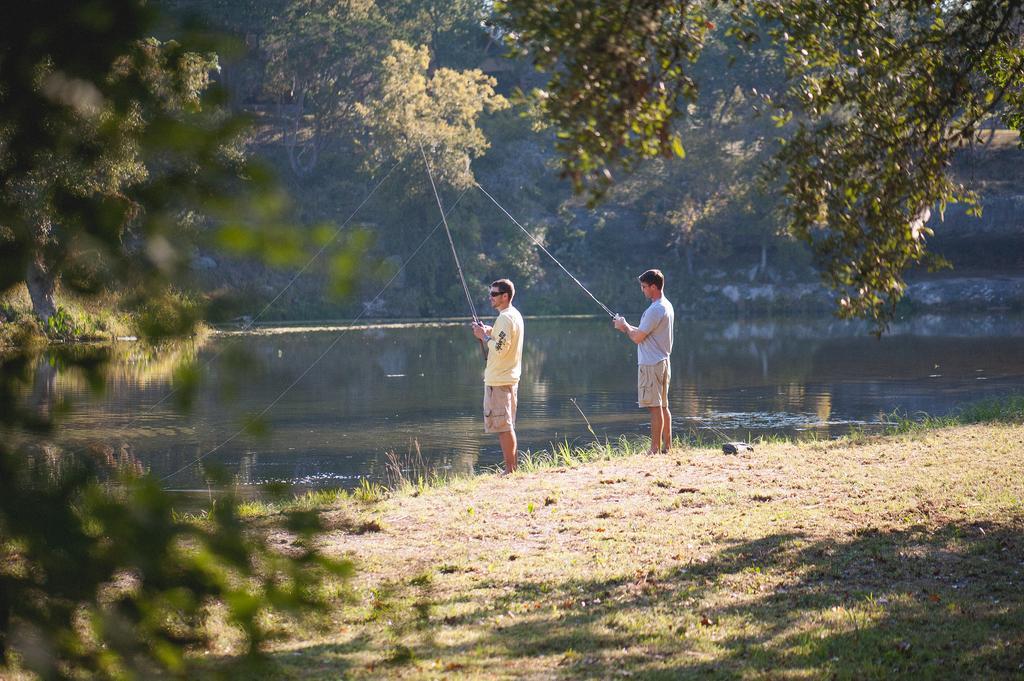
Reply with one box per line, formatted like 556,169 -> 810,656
722,442 -> 753,455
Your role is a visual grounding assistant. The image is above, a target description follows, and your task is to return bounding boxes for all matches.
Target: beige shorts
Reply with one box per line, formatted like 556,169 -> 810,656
483,384 -> 518,433
638,360 -> 670,408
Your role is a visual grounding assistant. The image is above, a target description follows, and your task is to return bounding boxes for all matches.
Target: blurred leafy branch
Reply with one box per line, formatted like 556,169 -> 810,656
0,2 -> 353,678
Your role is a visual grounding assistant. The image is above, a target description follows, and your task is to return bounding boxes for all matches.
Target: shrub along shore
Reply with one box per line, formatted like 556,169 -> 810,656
174,399 -> 1024,680
1,287 -> 143,346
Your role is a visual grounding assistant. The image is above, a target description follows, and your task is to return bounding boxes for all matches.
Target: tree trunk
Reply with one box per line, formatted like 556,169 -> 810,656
760,235 -> 768,274
26,253 -> 57,323
0,584 -> 7,665
30,354 -> 58,421
282,88 -> 322,178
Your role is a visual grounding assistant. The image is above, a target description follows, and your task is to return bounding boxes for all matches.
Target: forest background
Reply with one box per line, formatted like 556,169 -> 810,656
2,3 -> 1023,677
91,0 -> 1024,324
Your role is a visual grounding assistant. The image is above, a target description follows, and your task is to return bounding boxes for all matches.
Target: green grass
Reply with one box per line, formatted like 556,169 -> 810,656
883,393 -> 1024,434
1,285 -> 135,345
218,417 -> 1024,680
135,397 -> 1024,679
957,393 -> 1024,423
188,398 -> 1024,680
234,488 -> 353,519
518,435 -> 650,472
352,478 -> 389,503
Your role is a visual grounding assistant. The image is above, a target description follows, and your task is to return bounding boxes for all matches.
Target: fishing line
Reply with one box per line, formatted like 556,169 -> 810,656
47,159 -> 407,474
704,422 -> 733,441
159,188 -> 470,483
474,181 -> 617,319
419,141 -> 479,323
569,397 -> 599,444
141,157 -> 405,417
475,182 -> 739,447
243,158 -> 405,330
476,183 -> 742,447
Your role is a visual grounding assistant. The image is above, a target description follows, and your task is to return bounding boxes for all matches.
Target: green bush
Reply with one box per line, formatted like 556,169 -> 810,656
44,307 -> 78,341
0,453 -> 353,679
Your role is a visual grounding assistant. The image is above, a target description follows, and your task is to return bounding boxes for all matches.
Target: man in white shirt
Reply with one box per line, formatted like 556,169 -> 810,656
614,269 -> 675,454
472,278 -> 525,472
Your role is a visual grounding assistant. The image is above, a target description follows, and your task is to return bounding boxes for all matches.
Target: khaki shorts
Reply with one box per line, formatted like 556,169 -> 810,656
638,360 -> 670,408
483,384 -> 518,433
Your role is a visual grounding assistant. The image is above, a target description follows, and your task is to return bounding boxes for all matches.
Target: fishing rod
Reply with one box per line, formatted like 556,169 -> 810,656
474,181 -> 618,320
474,182 -> 758,452
140,158 -> 406,417
419,142 -> 487,358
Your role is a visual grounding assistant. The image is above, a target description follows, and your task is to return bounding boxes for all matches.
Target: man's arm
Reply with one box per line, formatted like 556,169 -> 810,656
486,315 -> 513,355
613,315 -> 649,345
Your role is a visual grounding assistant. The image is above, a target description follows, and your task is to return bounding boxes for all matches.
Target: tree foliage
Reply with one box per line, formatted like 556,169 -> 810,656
262,0 -> 491,176
1,2 -> 349,678
495,0 -> 1024,327
499,1 -> 717,191
6,37 -> 225,323
357,41 -> 509,190
263,0 -> 392,176
0,452 -> 350,679
756,0 -> 1023,322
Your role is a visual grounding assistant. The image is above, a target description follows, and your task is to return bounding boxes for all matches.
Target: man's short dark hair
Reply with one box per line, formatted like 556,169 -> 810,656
638,269 -> 664,290
491,278 -> 515,300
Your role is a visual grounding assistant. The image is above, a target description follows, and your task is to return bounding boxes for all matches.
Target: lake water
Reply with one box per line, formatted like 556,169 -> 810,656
13,314 -> 1024,491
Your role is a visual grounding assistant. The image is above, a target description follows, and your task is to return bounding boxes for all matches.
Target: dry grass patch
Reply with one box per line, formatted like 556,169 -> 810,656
202,424 -> 1024,679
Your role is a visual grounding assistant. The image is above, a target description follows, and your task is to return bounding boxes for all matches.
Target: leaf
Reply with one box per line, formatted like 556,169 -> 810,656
671,136 -> 686,158
244,414 -> 269,438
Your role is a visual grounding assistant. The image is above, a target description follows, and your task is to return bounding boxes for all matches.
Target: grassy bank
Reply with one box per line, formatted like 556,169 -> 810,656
0,285 -> 136,347
175,403 -> 1024,680
0,284 -> 215,348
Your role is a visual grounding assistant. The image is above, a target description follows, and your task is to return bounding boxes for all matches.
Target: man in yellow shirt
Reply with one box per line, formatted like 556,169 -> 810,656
472,278 -> 525,473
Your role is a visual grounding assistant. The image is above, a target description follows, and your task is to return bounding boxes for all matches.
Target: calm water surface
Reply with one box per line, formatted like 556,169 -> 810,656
14,314 -> 1024,490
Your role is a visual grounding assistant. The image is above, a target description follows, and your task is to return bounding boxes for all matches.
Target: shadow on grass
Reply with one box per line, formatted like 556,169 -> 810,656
260,520 -> 1024,679
200,631 -> 371,680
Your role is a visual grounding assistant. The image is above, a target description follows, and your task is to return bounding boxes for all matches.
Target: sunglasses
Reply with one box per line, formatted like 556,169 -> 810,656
489,291 -> 506,297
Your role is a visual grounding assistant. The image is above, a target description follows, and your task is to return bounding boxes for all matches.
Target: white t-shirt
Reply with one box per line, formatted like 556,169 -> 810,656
637,296 -> 674,365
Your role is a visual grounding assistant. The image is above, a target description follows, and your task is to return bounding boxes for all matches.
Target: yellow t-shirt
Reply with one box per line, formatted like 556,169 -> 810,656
483,305 -> 524,386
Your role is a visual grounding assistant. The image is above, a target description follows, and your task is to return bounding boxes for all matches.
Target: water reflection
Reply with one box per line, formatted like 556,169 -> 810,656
9,314 -> 1024,490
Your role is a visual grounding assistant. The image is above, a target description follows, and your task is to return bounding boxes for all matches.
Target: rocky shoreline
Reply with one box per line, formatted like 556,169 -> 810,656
686,275 -> 1024,315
